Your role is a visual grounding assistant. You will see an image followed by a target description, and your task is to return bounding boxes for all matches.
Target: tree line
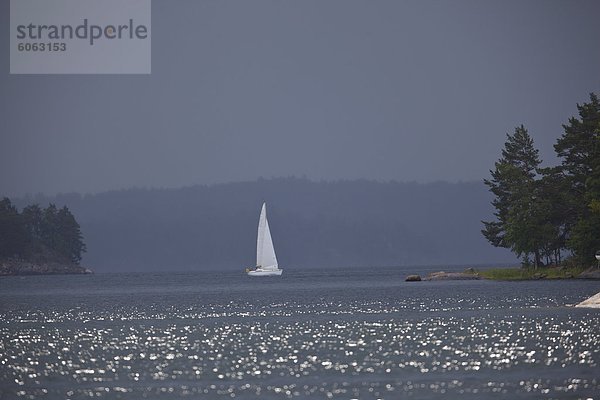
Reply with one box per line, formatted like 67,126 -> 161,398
0,198 -> 86,264
483,93 -> 600,268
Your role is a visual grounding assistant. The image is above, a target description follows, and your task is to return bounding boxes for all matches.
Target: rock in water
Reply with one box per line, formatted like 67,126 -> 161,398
405,275 -> 422,282
578,267 -> 600,279
575,292 -> 600,308
423,271 -> 482,281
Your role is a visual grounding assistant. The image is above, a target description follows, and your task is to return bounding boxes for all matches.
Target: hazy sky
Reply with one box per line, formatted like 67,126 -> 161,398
1,0 -> 599,197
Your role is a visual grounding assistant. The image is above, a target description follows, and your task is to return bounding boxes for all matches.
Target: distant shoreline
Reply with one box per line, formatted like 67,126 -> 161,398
1,263 -> 597,280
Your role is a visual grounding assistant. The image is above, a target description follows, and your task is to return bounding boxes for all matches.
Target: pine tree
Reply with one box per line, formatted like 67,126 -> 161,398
483,125 -> 545,267
21,204 -> 44,258
41,204 -> 59,253
0,198 -> 27,258
554,93 -> 600,264
1,199 -> 87,264
56,206 -> 87,263
22,204 -> 44,241
536,167 -> 570,265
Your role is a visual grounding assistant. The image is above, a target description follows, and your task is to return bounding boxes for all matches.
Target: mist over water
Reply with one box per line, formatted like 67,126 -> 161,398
14,179 -> 516,272
1,267 -> 599,399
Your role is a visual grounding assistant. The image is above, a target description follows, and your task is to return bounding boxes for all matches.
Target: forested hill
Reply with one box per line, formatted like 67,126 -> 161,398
15,178 -> 515,272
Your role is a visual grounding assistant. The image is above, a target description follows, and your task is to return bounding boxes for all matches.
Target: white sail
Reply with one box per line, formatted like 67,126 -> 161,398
256,203 -> 278,270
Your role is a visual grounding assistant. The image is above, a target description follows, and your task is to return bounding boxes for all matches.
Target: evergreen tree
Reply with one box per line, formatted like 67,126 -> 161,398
483,125 -> 545,267
1,199 -> 87,264
21,204 -> 44,258
554,93 -> 600,264
22,204 -> 44,241
536,167 -> 570,265
0,198 -> 27,258
41,204 -> 59,253
56,206 -> 87,263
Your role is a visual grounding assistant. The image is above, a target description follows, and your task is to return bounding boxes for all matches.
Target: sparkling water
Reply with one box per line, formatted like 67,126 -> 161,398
1,267 -> 599,399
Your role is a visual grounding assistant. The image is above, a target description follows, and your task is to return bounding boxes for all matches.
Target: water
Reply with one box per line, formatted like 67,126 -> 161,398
1,267 -> 599,399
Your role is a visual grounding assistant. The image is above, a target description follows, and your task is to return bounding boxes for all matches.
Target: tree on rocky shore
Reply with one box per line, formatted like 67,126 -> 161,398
483,93 -> 600,267
0,198 -> 86,264
554,93 -> 600,265
483,125 -> 547,267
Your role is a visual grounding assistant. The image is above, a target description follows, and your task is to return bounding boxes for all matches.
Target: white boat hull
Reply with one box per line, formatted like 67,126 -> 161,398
247,269 -> 283,276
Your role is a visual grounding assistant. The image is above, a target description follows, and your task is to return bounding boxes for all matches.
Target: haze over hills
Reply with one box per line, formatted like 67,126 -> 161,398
14,178 -> 515,272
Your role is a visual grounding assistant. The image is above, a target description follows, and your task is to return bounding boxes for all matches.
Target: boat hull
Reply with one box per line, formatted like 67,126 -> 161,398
247,269 -> 283,276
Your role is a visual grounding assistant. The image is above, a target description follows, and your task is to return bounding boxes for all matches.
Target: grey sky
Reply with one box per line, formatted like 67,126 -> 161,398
1,0 -> 599,196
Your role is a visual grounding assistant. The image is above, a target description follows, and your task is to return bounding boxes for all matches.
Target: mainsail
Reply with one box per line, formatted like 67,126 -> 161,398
256,203 -> 278,270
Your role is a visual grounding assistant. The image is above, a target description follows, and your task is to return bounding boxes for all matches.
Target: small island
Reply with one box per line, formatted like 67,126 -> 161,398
0,198 -> 91,276
408,94 -> 600,282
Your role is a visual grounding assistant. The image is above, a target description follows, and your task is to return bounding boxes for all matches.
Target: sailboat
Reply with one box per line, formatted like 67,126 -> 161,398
246,203 -> 283,276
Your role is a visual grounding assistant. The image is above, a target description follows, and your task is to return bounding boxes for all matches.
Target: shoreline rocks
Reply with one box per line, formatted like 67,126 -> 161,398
406,266 -> 600,282
0,259 -> 93,276
405,268 -> 482,282
423,270 -> 482,281
577,267 -> 600,280
575,291 -> 600,308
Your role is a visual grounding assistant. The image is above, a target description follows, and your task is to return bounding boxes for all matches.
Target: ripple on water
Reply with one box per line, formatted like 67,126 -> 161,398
1,276 -> 599,399
1,311 -> 599,399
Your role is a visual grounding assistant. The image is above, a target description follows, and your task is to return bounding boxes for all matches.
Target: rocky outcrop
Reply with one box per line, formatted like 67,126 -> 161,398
405,274 -> 422,282
423,269 -> 482,281
0,259 -> 93,276
575,292 -> 600,308
578,267 -> 600,280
